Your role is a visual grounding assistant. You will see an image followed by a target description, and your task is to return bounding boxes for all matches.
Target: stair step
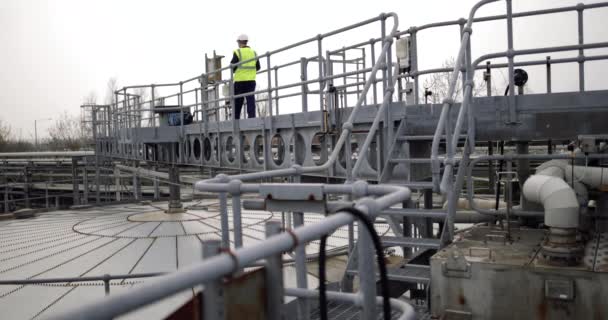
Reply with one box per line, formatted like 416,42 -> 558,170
380,236 -> 441,249
398,134 -> 467,141
389,157 -> 461,164
382,208 -> 446,219
389,158 -> 433,164
386,264 -> 431,284
386,181 -> 434,189
346,264 -> 431,284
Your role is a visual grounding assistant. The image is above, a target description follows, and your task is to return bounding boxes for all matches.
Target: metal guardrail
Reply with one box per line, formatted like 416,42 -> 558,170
0,273 -> 164,296
46,182 -> 414,320
432,0 -> 608,239
38,1 -> 608,319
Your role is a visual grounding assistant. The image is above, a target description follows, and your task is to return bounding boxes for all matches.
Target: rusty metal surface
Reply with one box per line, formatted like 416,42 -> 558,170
223,268 -> 268,320
431,226 -> 608,320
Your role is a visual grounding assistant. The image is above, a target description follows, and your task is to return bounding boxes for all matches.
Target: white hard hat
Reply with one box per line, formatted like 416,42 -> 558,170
237,34 -> 249,42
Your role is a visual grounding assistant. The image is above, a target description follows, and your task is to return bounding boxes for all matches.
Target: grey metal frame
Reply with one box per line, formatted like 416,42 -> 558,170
7,1 -> 608,319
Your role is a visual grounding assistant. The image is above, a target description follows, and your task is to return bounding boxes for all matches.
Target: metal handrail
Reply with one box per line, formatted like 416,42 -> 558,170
46,182 -> 412,320
352,63 -> 399,178
430,0 -> 499,194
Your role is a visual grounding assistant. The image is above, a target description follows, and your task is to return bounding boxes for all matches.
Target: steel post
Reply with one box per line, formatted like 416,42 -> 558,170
231,192 -> 243,248
358,209 -> 377,319
71,157 -> 79,206
153,165 -> 160,201
92,108 -> 101,205
265,221 -> 284,320
114,167 -> 121,201
133,161 -> 141,201
506,0 -> 517,124
292,175 -> 309,320
577,5 -> 585,91
546,56 -> 552,93
82,157 -> 89,204
168,166 -> 183,213
219,192 -> 230,247
300,58 -> 309,112
202,240 -> 223,320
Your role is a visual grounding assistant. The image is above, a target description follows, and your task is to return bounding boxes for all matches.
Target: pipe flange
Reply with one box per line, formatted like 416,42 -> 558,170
540,241 -> 584,266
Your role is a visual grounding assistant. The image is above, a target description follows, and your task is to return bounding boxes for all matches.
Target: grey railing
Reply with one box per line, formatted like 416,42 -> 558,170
429,0 -> 608,239
46,182 -> 415,320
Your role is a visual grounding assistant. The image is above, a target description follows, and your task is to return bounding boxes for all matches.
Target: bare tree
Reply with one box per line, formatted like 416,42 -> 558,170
421,57 -> 497,103
105,77 -> 119,105
79,91 -> 98,145
47,111 -> 87,151
256,92 -> 269,117
0,119 -> 11,149
83,91 -> 98,105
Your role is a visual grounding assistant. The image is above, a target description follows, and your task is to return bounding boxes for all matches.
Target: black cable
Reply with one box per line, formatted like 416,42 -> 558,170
318,206 -> 391,320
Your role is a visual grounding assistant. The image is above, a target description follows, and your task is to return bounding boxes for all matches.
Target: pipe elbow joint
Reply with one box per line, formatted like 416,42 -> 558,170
352,180 -> 369,199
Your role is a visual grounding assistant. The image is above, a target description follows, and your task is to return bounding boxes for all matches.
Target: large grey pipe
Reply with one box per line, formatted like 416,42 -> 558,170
522,166 -> 579,228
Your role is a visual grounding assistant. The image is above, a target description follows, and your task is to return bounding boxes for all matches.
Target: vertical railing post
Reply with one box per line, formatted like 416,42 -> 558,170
358,207 -> 377,319
92,108 -> 101,205
370,39 -> 378,105
202,240 -> 223,320
577,3 -> 585,91
546,56 -> 552,93
179,82 -> 185,163
488,141 -> 495,194
103,274 -> 111,296
292,176 -> 309,320
506,0 -> 517,124
265,221 -> 284,320
384,14 -> 395,146
82,157 -> 89,204
151,84 -> 156,130
230,180 -> 243,248
267,54 -> 273,118
484,61 -> 492,97
219,190 -> 230,248
71,157 -> 79,206
133,161 -> 141,201
153,165 -> 160,201
317,36 -> 325,132
230,64 -> 235,122
465,25 -> 475,152
411,29 -> 419,105
23,165 -> 30,208
114,166 -> 121,201
274,66 -> 280,114
300,57 -> 309,112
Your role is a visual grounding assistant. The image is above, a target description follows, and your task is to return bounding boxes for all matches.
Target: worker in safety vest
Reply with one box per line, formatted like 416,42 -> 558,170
231,34 -> 261,119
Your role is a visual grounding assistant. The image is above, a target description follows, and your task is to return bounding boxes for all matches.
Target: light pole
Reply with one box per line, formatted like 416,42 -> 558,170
34,118 -> 52,151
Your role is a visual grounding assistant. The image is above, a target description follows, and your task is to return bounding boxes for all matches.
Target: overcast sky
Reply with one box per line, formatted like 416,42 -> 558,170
1,0 -> 606,139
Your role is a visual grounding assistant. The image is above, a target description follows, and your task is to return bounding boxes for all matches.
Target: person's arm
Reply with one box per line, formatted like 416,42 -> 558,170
231,52 -> 239,73
256,60 -> 261,71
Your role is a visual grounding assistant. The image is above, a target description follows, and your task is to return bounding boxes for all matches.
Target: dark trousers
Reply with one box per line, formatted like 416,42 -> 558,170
234,81 -> 256,119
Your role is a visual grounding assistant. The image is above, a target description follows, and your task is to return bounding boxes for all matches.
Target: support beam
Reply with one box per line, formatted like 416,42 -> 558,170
71,158 -> 79,206
167,166 -> 184,213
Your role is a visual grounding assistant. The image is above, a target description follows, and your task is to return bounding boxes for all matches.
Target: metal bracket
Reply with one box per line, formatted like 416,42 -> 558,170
259,184 -> 325,201
442,249 -> 471,279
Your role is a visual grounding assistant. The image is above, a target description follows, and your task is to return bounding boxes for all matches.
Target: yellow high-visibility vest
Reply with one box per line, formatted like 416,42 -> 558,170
233,47 -> 257,82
